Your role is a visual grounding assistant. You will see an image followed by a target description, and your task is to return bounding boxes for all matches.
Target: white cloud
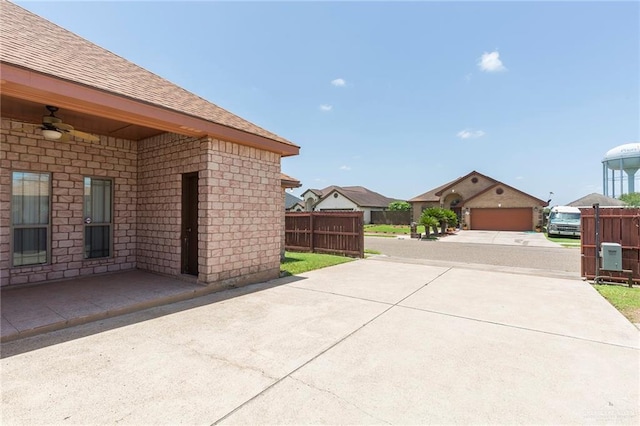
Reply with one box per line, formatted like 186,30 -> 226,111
478,51 -> 507,72
319,104 -> 333,111
331,78 -> 346,87
457,129 -> 485,139
340,165 -> 351,171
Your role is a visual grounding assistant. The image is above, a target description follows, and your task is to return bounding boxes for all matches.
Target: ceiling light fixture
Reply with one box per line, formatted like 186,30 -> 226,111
42,128 -> 63,140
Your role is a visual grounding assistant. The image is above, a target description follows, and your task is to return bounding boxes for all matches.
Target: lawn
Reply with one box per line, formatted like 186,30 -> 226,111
594,284 -> 640,323
280,251 -> 354,275
545,234 -> 581,247
364,224 -> 424,235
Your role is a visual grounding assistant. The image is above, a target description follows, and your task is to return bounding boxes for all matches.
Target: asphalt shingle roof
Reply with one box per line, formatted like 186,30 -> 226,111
567,193 -> 627,208
316,186 -> 397,208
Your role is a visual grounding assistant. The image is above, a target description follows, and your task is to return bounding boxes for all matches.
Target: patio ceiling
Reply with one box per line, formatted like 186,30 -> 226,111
1,95 -> 165,141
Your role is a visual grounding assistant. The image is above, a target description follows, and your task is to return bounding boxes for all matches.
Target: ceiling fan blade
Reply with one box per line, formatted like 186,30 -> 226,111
70,129 -> 99,142
53,122 -> 74,131
60,131 -> 71,142
43,116 -> 63,125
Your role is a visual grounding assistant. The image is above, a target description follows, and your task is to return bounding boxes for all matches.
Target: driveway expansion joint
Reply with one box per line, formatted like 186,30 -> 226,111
398,304 -> 640,350
212,268 -> 453,425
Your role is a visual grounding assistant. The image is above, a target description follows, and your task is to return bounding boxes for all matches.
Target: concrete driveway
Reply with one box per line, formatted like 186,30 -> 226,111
438,230 -> 564,247
2,258 -> 638,425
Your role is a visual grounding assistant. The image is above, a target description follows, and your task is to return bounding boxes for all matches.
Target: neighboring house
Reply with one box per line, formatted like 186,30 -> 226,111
409,171 -> 547,231
285,193 -> 303,211
288,202 -> 305,212
567,193 -> 627,208
300,186 -> 397,224
0,1 -> 299,288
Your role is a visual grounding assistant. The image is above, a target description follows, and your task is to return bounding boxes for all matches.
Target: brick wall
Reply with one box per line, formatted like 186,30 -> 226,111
464,187 -> 540,208
1,118 -> 284,288
198,139 -> 282,286
1,118 -> 137,286
136,133 -> 205,277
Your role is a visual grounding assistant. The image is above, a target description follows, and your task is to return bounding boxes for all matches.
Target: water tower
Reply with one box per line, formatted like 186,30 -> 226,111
602,143 -> 640,197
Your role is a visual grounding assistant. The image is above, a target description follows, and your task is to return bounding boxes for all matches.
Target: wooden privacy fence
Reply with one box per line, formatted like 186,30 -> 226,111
285,212 -> 364,258
581,207 -> 640,284
371,210 -> 412,225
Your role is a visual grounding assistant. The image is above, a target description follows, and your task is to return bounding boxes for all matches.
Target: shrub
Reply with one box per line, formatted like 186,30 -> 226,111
388,201 -> 411,211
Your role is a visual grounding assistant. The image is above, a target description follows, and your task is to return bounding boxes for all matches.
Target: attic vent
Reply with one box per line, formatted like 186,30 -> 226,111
496,188 -> 504,195
471,177 -> 478,183
333,193 -> 339,198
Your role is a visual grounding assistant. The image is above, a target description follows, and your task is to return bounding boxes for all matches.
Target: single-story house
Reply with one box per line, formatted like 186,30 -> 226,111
284,192 -> 303,211
301,186 -> 397,224
567,193 -> 627,208
0,1 -> 299,288
409,171 -> 548,231
288,201 -> 305,212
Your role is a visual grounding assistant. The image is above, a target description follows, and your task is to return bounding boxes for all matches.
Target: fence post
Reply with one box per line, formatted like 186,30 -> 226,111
594,203 -> 600,283
310,212 -> 315,252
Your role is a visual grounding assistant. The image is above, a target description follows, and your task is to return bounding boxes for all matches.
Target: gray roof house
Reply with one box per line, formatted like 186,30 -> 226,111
567,193 -> 627,208
301,185 -> 397,224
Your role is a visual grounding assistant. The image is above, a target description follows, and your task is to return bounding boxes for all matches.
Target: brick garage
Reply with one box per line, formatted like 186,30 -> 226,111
409,171 -> 547,231
0,2 -> 299,288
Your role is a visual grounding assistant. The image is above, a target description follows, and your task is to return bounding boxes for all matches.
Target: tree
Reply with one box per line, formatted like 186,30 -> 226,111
419,212 -> 439,239
619,192 -> 640,207
422,207 -> 457,234
388,201 -> 411,211
443,209 -> 458,229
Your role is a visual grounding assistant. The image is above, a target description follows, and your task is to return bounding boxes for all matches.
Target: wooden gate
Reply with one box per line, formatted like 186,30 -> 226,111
285,212 -> 364,258
581,207 -> 640,284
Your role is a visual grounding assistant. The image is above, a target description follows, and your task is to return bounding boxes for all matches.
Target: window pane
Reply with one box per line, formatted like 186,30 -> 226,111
84,177 -> 91,220
12,172 -> 49,225
85,179 -> 112,223
13,227 -> 47,266
85,225 -> 110,258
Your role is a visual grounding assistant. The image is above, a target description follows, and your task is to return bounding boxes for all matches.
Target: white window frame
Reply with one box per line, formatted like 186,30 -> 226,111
11,171 -> 51,267
83,177 -> 114,259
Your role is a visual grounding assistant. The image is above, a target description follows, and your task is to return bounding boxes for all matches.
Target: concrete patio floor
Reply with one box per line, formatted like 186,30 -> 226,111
1,270 -> 205,342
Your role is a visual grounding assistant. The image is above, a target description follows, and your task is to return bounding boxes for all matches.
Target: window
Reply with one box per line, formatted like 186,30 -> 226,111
84,177 -> 112,259
12,172 -> 50,266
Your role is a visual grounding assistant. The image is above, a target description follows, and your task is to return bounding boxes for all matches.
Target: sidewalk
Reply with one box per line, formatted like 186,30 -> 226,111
1,270 -> 206,342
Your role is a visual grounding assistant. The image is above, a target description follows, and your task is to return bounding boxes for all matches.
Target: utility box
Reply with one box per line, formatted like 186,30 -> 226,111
601,242 -> 622,271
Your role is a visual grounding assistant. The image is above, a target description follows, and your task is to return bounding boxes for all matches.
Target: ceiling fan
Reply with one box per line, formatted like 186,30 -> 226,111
41,105 -> 99,142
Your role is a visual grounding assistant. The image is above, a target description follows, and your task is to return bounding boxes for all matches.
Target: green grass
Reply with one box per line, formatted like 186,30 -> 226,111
364,224 -> 425,234
280,251 -> 354,276
545,234 -> 581,247
594,284 -> 640,323
365,249 -> 381,255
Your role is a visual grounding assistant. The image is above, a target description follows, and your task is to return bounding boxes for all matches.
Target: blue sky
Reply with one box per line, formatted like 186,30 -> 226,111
15,0 -> 640,205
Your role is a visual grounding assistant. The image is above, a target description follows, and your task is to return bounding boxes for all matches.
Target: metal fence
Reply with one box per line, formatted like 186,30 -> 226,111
285,212 -> 364,258
580,207 -> 640,284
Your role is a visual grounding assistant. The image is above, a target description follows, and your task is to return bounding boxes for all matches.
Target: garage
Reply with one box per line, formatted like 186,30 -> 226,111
471,208 -> 533,231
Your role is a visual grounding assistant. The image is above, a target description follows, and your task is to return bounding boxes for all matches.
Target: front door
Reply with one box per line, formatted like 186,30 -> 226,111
181,173 -> 198,275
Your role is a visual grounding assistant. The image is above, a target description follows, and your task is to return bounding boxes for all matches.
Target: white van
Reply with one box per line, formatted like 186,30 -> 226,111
547,206 -> 581,237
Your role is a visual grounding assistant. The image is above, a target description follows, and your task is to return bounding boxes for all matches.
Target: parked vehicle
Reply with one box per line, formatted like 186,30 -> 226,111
547,206 -> 581,237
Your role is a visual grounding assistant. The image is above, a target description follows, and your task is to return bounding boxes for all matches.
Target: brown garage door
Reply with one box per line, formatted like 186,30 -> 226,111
472,208 -> 533,231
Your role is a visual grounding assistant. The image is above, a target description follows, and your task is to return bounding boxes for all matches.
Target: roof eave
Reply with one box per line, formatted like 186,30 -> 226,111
0,63 -> 300,157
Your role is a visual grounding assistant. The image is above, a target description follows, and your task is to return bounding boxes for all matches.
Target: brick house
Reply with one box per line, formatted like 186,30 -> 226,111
409,171 -> 548,231
0,1 -> 299,288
